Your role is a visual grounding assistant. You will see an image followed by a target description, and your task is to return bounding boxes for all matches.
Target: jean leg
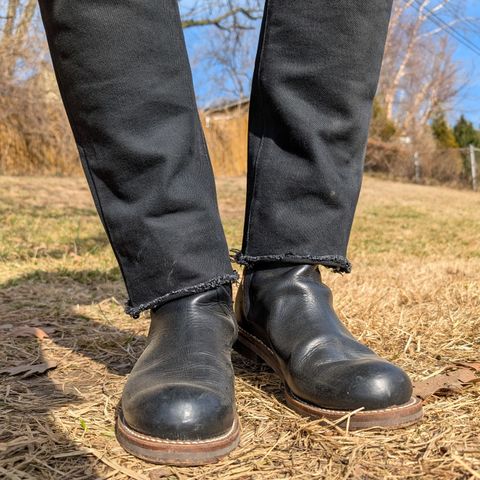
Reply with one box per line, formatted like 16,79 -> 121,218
38,0 -> 237,317
237,0 -> 393,272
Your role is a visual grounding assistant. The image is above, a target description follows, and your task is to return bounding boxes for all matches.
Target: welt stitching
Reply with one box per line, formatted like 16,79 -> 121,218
120,416 -> 238,445
288,390 -> 418,415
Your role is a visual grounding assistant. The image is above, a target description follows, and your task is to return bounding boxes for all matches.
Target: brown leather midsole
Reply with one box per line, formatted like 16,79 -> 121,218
115,410 -> 241,465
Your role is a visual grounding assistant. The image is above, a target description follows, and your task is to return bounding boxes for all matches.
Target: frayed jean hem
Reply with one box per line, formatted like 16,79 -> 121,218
124,272 -> 239,318
232,251 -> 351,274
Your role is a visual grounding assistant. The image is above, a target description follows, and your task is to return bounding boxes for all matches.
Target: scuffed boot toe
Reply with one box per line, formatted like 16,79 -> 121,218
122,383 -> 235,441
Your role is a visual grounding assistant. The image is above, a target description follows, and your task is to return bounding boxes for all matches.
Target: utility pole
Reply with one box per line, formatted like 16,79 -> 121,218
413,151 -> 420,184
470,144 -> 477,192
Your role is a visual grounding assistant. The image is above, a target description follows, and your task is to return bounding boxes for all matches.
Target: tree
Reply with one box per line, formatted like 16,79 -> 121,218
179,0 -> 262,30
379,0 -> 475,137
181,1 -> 263,105
369,97 -> 397,141
0,1 -> 263,106
0,0 -> 38,82
431,110 -> 458,148
453,115 -> 480,148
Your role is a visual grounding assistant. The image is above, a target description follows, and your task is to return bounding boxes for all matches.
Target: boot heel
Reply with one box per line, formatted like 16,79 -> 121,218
233,339 -> 265,364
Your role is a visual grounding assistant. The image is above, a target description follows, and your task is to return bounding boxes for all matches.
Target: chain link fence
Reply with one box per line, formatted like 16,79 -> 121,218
365,139 -> 480,191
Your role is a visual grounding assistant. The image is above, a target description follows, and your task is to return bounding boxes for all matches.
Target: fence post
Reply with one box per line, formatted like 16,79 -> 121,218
413,151 -> 421,183
470,144 -> 477,192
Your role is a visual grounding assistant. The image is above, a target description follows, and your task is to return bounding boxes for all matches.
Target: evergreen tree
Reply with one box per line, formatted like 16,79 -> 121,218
370,97 -> 396,141
453,115 -> 480,148
431,110 -> 458,148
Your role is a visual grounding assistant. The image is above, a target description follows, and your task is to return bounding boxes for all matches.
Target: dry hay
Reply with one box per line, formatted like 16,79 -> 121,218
0,175 -> 479,479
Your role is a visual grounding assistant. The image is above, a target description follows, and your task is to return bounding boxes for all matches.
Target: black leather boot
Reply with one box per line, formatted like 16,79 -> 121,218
235,264 -> 423,429
116,286 -> 240,465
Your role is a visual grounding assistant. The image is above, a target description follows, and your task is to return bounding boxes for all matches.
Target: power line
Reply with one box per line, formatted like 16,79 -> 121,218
410,0 -> 480,56
441,2 -> 480,36
410,0 -> 480,55
408,0 -> 480,57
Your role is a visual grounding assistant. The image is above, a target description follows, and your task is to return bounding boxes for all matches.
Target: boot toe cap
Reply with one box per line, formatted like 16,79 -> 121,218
292,358 -> 413,411
122,383 -> 235,441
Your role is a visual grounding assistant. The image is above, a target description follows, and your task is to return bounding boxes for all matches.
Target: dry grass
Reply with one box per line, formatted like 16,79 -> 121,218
1,175 -> 479,479
0,104 -> 248,177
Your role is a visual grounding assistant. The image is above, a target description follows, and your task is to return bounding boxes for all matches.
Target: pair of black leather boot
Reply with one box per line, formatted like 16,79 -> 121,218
116,264 -> 423,465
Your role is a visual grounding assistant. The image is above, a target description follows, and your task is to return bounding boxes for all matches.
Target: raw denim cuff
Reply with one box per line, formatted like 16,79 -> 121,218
231,250 -> 351,274
124,272 -> 239,318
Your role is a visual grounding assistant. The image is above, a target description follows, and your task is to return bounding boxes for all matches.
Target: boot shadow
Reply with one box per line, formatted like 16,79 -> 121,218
1,269 -> 291,476
0,269 -> 146,478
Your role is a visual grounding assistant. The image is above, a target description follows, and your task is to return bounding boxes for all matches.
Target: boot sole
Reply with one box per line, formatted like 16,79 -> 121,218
235,326 -> 423,430
115,410 -> 241,466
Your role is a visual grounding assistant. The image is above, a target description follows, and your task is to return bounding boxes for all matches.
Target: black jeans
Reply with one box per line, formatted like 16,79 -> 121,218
38,0 -> 393,318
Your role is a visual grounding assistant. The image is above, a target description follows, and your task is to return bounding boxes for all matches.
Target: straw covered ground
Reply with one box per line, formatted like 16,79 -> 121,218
1,175 -> 479,479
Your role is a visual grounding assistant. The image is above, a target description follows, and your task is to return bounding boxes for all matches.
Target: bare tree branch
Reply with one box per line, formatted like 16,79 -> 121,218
379,0 -> 474,134
181,6 -> 261,30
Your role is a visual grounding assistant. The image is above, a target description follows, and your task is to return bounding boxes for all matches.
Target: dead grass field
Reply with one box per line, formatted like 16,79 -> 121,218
1,175 -> 479,479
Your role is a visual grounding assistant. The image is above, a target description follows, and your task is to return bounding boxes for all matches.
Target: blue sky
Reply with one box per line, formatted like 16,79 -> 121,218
451,1 -> 480,126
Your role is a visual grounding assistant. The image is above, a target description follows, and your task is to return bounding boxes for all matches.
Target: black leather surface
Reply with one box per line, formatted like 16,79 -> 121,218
237,264 -> 413,410
122,286 -> 237,440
